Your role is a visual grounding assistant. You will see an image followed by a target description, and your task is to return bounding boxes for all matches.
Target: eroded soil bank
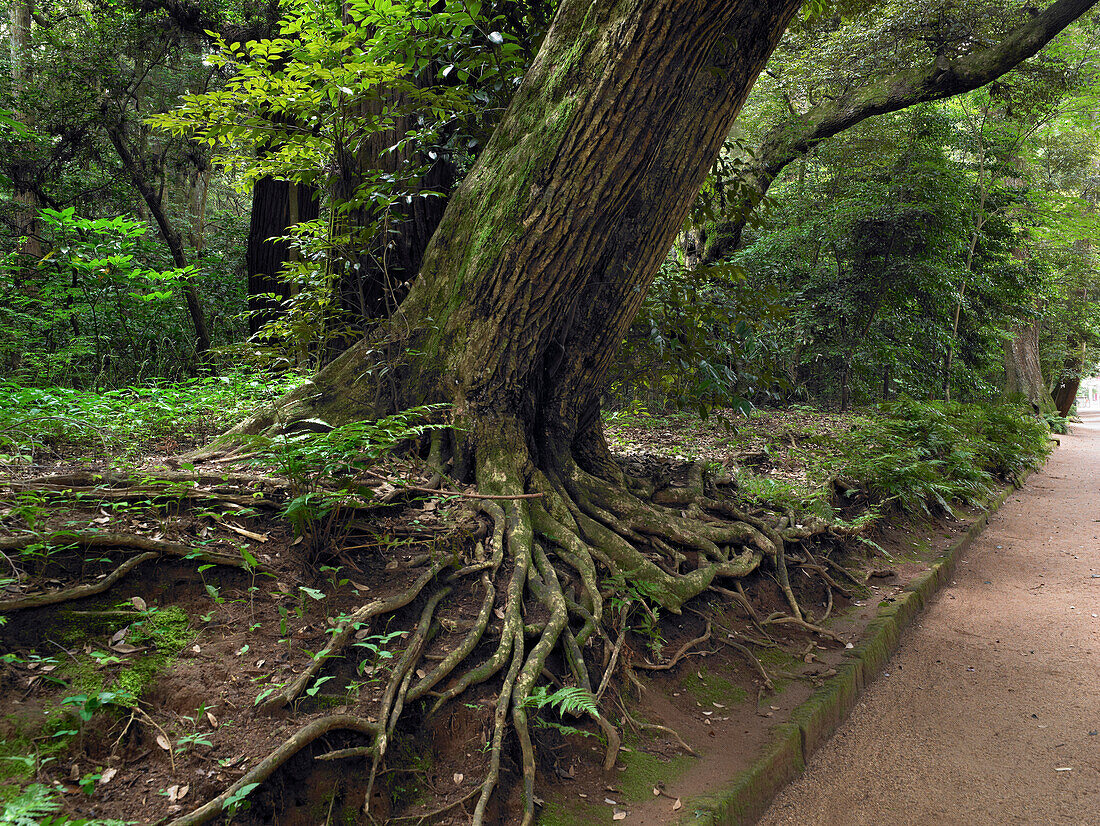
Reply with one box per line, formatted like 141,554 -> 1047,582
758,414 -> 1100,826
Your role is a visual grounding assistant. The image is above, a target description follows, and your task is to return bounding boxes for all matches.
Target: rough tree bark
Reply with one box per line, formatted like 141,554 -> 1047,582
246,177 -> 321,334
1004,320 -> 1055,413
702,0 -> 1099,262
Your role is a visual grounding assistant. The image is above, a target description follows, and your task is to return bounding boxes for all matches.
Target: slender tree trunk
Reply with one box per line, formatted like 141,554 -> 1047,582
9,0 -> 40,263
104,120 -> 212,355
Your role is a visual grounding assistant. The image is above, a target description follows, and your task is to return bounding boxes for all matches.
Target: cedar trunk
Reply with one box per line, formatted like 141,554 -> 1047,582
1003,321 -> 1055,414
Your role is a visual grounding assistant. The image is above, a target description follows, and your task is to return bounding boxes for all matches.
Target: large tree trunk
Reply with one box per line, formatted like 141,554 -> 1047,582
199,5 -> 810,821
247,0 -> 802,447
1004,321 -> 1055,414
246,177 -> 320,335
332,80 -> 455,328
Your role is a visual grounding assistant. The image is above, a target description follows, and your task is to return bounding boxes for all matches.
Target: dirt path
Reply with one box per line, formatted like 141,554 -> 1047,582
757,413 -> 1100,826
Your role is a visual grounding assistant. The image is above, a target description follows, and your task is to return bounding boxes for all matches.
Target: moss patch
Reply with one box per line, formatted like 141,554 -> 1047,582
677,666 -> 748,707
537,796 -> 590,826
619,748 -> 693,802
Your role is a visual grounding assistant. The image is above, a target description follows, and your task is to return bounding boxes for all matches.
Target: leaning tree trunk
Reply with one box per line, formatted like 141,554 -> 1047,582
238,0 -> 802,455
700,0 -> 1099,265
1052,339 -> 1086,418
201,3 -> 805,821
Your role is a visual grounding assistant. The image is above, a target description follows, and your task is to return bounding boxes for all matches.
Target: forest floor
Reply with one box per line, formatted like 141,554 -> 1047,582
757,413 -> 1100,826
0,406 -> 1027,825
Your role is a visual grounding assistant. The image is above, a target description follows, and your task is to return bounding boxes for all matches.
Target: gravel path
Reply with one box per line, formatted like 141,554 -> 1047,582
758,413 -> 1100,826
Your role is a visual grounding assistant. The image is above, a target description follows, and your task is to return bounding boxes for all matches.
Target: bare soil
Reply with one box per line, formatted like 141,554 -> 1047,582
758,414 -> 1100,826
0,408 -> 1020,825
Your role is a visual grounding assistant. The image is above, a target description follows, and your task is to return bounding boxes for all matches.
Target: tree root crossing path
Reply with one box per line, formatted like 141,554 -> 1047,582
759,413 -> 1100,825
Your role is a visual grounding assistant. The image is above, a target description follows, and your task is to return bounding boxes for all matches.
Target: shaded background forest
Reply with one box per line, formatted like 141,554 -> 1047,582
3,0 -> 1099,417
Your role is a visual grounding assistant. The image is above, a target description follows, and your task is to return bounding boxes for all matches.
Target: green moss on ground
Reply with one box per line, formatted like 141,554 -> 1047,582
678,666 -> 749,707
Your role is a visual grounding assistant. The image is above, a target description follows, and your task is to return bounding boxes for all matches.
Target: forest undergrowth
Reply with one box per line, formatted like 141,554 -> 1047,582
0,375 -> 1056,825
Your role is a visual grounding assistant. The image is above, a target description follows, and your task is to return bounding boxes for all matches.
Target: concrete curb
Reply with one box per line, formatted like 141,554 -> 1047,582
684,472 -> 1031,826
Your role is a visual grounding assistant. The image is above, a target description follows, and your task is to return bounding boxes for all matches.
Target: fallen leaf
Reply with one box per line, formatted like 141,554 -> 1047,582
177,785 -> 189,800
613,811 -> 627,821
98,767 -> 117,785
652,787 -> 661,796
156,735 -> 172,752
131,596 -> 147,612
453,773 -> 463,784
206,712 -> 218,729
167,784 -> 179,802
110,627 -> 129,645
110,642 -> 144,654
672,798 -> 682,811
352,582 -> 371,592
604,798 -> 618,805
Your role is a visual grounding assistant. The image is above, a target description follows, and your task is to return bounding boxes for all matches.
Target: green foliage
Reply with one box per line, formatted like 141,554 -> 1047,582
0,781 -> 128,825
150,0 -> 538,364
61,689 -> 137,722
524,685 -> 600,718
0,784 -> 60,826
835,398 -> 1051,514
615,256 -> 786,415
0,208 -> 222,386
0,369 -> 301,460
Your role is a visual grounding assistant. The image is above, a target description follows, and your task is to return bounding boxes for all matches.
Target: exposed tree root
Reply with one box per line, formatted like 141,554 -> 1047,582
0,551 -> 161,614
17,470 -> 288,491
144,425 -> 857,822
5,481 -> 276,510
632,621 -> 712,672
257,557 -> 451,713
0,530 -> 270,613
167,715 -> 380,826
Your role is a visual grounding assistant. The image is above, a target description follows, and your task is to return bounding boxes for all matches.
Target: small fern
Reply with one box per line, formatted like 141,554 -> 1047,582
525,686 -> 600,718
1,784 -> 61,826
